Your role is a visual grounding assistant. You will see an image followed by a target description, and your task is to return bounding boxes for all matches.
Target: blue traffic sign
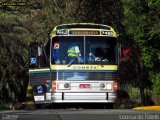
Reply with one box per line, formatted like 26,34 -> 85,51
30,57 -> 37,64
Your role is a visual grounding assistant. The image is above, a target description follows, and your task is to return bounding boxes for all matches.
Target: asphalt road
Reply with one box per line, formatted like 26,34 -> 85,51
0,109 -> 160,120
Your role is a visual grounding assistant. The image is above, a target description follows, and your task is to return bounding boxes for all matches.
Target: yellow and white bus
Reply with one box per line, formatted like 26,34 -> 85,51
29,23 -> 120,108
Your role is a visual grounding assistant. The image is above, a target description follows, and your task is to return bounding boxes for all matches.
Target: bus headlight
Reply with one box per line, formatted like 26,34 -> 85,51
100,83 -> 105,88
58,82 -> 70,90
100,83 -> 112,90
64,83 -> 70,88
106,83 -> 112,90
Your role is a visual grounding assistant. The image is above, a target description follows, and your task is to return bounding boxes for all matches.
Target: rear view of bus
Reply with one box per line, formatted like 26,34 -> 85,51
29,23 -> 120,108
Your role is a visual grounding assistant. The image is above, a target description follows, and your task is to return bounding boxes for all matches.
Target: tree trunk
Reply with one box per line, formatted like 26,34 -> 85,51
0,81 -> 2,99
140,87 -> 145,105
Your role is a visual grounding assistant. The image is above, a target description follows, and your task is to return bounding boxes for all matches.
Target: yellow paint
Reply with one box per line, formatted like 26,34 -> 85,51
50,65 -> 117,70
29,68 -> 50,72
133,106 -> 160,110
26,94 -> 33,97
27,86 -> 33,90
29,65 -> 118,72
25,101 -> 35,105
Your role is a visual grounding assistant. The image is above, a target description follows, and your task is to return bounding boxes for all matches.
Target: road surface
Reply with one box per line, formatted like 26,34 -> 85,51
0,109 -> 160,120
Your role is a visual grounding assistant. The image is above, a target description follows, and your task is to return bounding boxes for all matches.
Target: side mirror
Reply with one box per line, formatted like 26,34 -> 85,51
29,42 -> 48,68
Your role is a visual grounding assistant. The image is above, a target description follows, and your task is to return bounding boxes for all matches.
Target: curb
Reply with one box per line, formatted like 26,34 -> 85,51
133,106 -> 160,110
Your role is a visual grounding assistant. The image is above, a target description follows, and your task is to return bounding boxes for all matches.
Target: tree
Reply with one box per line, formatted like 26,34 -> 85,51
0,0 -> 66,102
120,0 -> 160,105
0,15 -> 29,102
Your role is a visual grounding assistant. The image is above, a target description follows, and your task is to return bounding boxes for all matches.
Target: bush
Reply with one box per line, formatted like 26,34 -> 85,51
0,102 -> 11,110
152,94 -> 160,105
150,73 -> 160,95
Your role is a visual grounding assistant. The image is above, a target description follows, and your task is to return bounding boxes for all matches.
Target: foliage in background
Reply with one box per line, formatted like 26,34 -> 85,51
118,0 -> 160,105
150,72 -> 160,95
0,0 -> 51,102
0,14 -> 29,102
0,0 -> 159,105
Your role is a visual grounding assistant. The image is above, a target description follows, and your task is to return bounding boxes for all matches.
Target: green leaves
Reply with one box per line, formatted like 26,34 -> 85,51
149,72 -> 160,95
122,0 -> 160,99
0,9 -> 29,102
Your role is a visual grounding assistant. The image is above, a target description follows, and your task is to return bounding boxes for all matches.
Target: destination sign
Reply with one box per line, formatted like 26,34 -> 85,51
101,31 -> 113,36
69,30 -> 100,35
56,29 -> 68,35
56,29 -> 114,36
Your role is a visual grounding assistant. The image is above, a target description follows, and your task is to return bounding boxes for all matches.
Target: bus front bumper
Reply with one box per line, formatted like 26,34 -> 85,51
34,92 -> 116,103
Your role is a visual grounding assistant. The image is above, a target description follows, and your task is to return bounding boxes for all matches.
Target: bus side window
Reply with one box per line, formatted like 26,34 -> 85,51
29,42 -> 48,68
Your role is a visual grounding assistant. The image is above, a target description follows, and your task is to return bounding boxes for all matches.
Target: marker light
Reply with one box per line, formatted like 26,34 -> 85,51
52,82 -> 56,91
113,82 -> 118,91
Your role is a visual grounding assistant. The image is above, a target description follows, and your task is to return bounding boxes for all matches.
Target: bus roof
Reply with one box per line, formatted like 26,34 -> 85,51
55,23 -> 111,30
50,23 -> 116,37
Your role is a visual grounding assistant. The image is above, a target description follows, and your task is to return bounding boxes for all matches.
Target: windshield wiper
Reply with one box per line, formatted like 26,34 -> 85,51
99,58 -> 104,67
100,58 -> 109,67
67,52 -> 82,67
67,57 -> 76,67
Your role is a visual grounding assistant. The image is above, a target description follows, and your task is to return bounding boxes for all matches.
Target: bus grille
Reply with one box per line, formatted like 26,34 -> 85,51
52,72 -> 117,81
29,72 -> 117,83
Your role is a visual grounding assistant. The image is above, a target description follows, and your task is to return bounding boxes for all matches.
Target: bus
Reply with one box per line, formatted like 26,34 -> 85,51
29,23 -> 120,108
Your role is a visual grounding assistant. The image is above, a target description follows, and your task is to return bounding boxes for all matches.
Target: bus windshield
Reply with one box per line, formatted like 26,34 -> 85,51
51,36 -> 117,65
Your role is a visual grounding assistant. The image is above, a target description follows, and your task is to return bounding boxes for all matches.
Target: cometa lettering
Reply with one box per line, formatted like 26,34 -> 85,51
73,66 -> 97,70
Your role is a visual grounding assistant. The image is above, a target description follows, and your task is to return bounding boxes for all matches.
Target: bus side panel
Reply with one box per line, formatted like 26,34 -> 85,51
29,71 -> 52,104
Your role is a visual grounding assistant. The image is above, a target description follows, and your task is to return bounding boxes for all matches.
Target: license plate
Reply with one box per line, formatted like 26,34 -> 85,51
79,84 -> 91,88
34,96 -> 44,101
